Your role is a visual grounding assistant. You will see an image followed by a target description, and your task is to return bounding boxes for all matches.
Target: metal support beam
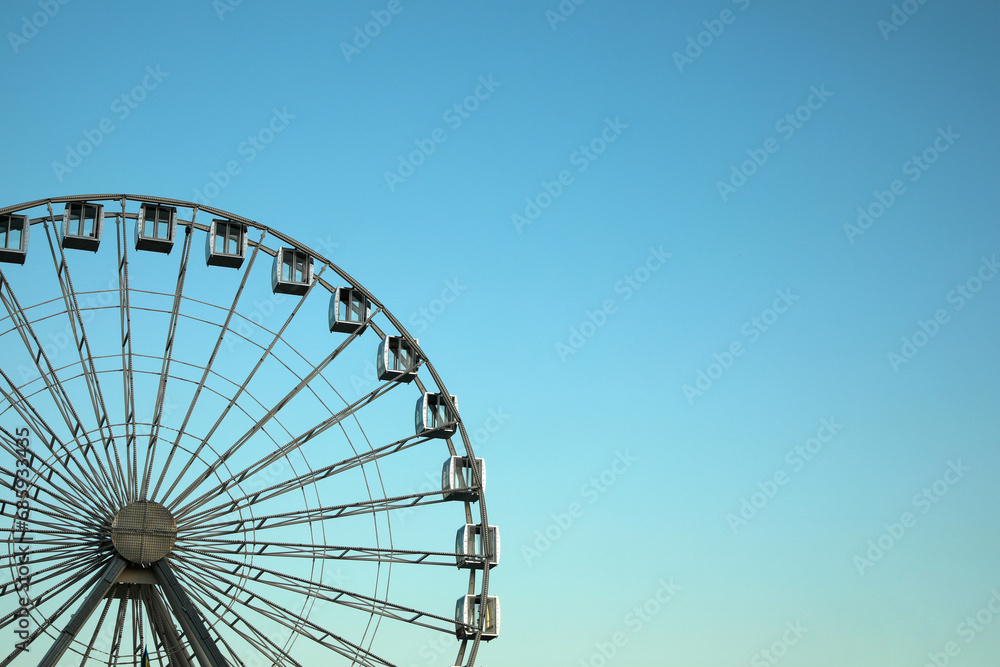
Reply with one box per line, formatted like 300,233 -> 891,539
38,555 -> 128,667
152,559 -> 228,667
143,586 -> 195,667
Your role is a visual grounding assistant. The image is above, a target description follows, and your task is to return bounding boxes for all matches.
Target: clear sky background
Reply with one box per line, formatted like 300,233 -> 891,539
2,0 -> 999,665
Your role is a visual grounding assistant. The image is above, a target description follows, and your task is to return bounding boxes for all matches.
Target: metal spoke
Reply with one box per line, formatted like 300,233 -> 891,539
151,559 -> 228,667
77,595 -> 114,666
141,586 -> 194,667
176,548 -> 456,634
182,489 -> 448,537
150,228 -> 266,504
0,277 -> 119,512
0,556 -> 110,666
0,551 -> 107,619
179,428 -> 428,527
157,264 -> 326,510
114,201 -> 139,503
179,537 -> 462,567
173,375 -> 403,522
162,565 -> 300,667
37,555 -> 128,667
0,431 -> 108,526
140,222 -> 194,501
176,560 -> 396,667
0,443 -> 107,529
40,208 -> 128,508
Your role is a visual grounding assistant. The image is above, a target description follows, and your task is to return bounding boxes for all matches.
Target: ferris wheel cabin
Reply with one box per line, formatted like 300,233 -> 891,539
0,214 -> 29,264
135,203 -> 177,253
206,219 -> 248,268
455,595 -> 500,641
377,335 -> 419,382
62,202 -> 104,252
416,392 -> 458,439
442,456 -> 484,501
329,286 -> 371,334
456,523 -> 500,569
271,246 -> 314,295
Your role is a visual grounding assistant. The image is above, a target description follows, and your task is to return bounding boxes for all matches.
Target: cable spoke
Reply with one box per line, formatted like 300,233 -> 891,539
0,431 -> 108,527
150,228 -> 266,504
175,559 -> 397,667
166,566 -> 302,667
0,274 -> 119,512
0,555 -> 109,665
114,202 -> 139,503
40,208 -> 128,507
180,429 -> 429,527
173,375 -> 403,522
0,550 -> 106,616
77,595 -> 114,666
179,536 -> 460,566
0,386 -> 113,520
157,264 -> 326,510
176,547 -> 456,635
183,489 -> 448,537
140,222 -> 193,501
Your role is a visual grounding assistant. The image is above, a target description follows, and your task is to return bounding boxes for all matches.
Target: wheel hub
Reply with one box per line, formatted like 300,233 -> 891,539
110,501 -> 177,564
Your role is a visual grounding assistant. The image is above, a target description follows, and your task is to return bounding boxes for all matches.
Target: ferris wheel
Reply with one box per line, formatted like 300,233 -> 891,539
0,194 -> 498,666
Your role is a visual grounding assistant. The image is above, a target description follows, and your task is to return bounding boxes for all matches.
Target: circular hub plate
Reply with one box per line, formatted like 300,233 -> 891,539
111,501 -> 177,564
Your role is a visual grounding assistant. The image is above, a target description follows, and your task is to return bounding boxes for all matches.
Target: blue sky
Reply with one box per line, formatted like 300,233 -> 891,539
2,0 -> 1000,665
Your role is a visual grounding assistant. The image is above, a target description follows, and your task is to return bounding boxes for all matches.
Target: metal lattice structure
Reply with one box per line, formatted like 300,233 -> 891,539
0,195 -> 498,666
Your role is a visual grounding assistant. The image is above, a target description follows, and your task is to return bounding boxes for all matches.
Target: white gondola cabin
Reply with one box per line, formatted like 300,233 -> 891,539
206,219 -> 247,268
62,202 -> 103,251
456,524 -> 499,569
135,203 -> 177,253
329,287 -> 371,334
415,393 -> 457,438
441,456 -> 484,501
455,595 -> 500,641
376,335 -> 418,382
271,247 -> 314,295
0,214 -> 29,264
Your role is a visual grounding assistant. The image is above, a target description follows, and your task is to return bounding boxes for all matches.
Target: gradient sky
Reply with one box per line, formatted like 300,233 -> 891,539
2,1 -> 1000,665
